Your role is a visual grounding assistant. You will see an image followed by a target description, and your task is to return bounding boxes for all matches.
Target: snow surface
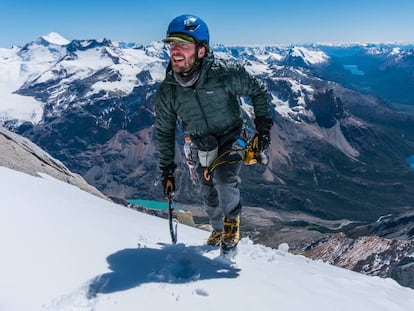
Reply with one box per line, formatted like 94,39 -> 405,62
290,46 -> 329,65
0,34 -> 69,125
1,166 -> 414,311
0,48 -> 45,124
42,32 -> 70,45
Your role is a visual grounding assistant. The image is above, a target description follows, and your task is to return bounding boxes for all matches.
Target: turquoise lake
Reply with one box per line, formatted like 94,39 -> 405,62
127,199 -> 182,211
343,64 -> 365,76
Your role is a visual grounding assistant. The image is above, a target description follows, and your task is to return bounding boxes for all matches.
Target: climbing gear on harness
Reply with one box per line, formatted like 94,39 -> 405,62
201,129 -> 269,180
183,137 -> 198,185
195,135 -> 219,167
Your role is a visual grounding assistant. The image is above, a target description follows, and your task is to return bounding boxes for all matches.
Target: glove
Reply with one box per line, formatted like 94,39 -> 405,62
161,163 -> 177,196
256,131 -> 271,152
254,116 -> 273,152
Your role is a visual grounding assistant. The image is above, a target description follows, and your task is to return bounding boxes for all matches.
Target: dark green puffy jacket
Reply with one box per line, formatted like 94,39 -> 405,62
155,53 -> 271,169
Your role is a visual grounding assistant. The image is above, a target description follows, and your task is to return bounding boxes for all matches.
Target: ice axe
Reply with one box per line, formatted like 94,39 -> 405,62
167,193 -> 178,244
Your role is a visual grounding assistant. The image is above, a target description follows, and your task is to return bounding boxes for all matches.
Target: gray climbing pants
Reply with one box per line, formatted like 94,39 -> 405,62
196,160 -> 242,231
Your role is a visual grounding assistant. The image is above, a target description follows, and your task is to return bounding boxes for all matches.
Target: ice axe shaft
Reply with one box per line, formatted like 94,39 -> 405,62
168,194 -> 177,244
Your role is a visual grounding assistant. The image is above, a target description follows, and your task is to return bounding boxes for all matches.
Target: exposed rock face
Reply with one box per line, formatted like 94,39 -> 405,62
81,128 -> 158,199
348,211 -> 414,240
300,232 -> 414,289
0,126 -> 106,199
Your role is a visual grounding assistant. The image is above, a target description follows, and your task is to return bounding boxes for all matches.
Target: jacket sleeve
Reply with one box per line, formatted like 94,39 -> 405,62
154,84 -> 177,170
230,62 -> 272,119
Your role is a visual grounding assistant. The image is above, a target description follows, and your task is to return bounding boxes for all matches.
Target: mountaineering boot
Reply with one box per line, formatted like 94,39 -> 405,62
207,230 -> 224,246
221,216 -> 240,254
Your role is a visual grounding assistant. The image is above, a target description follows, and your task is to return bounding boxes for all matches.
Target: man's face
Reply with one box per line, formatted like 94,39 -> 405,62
167,42 -> 205,74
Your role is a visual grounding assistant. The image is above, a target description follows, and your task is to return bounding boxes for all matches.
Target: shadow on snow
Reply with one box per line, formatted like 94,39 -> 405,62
87,243 -> 240,298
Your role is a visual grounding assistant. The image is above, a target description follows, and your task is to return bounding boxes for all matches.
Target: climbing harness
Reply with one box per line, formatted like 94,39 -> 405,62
202,132 -> 268,182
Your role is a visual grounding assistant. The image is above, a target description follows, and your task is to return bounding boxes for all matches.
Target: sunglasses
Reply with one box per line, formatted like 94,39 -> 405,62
166,42 -> 194,50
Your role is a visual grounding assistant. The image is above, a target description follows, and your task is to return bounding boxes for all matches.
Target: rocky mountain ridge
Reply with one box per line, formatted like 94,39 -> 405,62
300,232 -> 414,289
0,125 -> 105,199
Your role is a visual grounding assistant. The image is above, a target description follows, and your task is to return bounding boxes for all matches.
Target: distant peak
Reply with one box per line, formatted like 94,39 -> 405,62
41,32 -> 70,45
288,46 -> 329,65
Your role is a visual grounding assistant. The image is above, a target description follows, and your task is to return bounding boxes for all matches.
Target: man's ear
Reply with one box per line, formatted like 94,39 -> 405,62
198,46 -> 206,59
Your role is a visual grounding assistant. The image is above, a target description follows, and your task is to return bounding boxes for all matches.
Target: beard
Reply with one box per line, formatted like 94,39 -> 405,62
171,52 -> 198,75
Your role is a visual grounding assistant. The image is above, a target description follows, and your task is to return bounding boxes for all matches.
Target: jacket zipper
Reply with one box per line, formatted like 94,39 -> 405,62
193,88 -> 211,133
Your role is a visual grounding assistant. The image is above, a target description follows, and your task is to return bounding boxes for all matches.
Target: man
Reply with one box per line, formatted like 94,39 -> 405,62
155,14 -> 273,253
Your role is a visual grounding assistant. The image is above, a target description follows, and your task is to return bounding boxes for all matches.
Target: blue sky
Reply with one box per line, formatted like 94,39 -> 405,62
1,0 -> 414,48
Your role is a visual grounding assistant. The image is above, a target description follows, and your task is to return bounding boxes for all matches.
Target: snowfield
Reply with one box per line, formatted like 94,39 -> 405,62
1,166 -> 414,311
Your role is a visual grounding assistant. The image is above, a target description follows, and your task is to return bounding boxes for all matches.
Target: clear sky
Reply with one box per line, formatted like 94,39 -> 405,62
1,0 -> 414,48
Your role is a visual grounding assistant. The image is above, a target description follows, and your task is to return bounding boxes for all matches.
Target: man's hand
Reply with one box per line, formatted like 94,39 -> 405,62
161,163 -> 177,196
254,116 -> 273,151
256,131 -> 271,152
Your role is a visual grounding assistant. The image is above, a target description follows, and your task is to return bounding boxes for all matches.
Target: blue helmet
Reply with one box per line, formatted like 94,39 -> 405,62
165,14 -> 209,46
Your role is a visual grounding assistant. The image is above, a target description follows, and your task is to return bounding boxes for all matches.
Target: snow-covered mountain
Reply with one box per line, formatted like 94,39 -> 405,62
1,32 -> 414,210
2,34 -> 165,125
1,34 -> 413,126
2,165 -> 414,311
1,33 -> 414,292
313,43 -> 414,109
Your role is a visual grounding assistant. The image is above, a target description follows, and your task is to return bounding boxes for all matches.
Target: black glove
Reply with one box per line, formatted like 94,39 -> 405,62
161,163 -> 177,196
256,131 -> 271,152
254,116 -> 273,152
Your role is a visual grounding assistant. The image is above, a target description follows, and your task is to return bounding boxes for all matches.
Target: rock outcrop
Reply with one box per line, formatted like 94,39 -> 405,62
0,126 -> 106,199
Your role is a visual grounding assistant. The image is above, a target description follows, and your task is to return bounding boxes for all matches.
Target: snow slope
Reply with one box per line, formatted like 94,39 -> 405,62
1,166 -> 414,311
